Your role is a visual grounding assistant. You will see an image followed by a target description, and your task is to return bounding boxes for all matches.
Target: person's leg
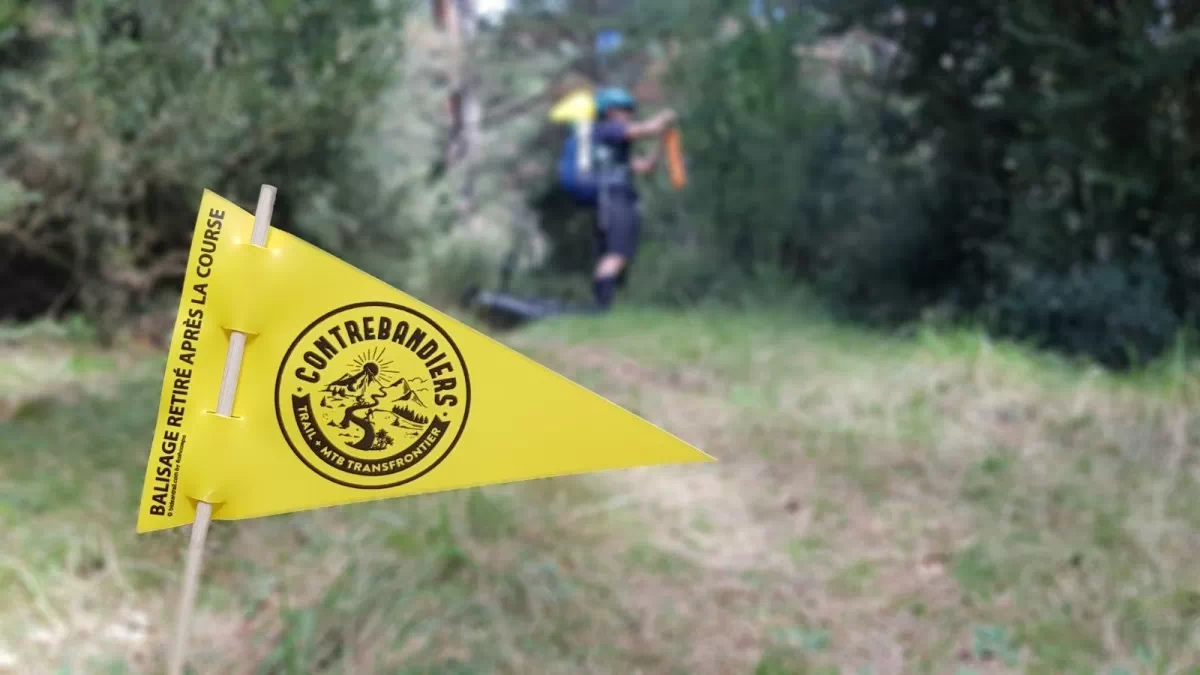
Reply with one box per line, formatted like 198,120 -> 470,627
592,196 -> 637,310
592,254 -> 624,309
615,200 -> 640,290
591,205 -> 615,309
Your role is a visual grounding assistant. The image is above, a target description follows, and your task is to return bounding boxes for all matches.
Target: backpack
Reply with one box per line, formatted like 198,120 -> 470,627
556,124 -> 600,205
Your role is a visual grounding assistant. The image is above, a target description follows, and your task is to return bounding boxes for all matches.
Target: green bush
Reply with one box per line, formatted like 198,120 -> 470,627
627,12 -> 937,319
0,0 -> 408,339
813,1 -> 1200,367
623,241 -> 740,307
987,258 -> 1181,369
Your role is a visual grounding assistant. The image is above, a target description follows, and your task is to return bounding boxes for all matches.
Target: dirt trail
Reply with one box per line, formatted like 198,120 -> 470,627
529,343 -> 809,672
524,340 -> 1001,675
549,345 -> 787,566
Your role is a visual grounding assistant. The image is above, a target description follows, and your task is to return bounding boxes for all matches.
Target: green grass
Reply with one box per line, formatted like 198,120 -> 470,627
3,306 -> 1200,674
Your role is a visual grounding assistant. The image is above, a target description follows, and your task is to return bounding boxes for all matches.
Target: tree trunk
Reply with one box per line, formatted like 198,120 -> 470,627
433,0 -> 481,213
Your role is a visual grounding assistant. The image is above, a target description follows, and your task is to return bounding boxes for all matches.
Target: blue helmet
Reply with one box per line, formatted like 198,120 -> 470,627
594,87 -> 637,116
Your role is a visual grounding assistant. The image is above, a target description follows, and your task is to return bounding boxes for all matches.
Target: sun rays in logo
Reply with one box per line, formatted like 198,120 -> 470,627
351,347 -> 398,386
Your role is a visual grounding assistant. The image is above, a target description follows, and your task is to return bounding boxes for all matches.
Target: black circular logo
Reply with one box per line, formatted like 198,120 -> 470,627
275,302 -> 471,489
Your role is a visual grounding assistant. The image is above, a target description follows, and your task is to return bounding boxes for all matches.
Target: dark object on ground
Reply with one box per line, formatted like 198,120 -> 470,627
462,286 -> 601,329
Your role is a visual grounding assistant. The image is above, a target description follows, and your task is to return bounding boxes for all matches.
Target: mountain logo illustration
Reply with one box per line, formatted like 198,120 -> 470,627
275,302 -> 471,490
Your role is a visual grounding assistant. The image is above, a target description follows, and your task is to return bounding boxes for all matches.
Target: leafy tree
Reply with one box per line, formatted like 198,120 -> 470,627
0,0 -> 409,339
810,1 -> 1199,365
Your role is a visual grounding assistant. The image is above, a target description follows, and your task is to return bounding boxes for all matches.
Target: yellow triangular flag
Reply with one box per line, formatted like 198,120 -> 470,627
135,190 -> 713,533
548,88 -> 595,124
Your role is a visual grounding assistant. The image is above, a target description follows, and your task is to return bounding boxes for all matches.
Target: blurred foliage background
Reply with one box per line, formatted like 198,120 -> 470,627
3,0 -> 1199,369
6,3 -> 1200,673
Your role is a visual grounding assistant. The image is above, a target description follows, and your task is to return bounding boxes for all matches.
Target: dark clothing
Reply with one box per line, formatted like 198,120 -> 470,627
591,117 -> 641,260
593,120 -> 632,167
590,117 -> 642,310
593,192 -> 640,259
593,119 -> 637,199
591,190 -> 638,311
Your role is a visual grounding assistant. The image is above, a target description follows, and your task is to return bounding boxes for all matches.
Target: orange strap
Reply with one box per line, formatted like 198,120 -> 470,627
664,127 -> 687,190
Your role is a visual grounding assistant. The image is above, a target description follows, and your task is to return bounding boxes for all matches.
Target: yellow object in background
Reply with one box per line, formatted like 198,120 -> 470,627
136,190 -> 713,533
548,88 -> 596,124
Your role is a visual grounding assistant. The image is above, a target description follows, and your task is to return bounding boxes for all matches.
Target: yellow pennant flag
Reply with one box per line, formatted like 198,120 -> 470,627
136,190 -> 713,533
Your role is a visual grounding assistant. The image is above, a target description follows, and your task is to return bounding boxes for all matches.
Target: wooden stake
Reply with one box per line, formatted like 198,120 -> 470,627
166,184 -> 277,675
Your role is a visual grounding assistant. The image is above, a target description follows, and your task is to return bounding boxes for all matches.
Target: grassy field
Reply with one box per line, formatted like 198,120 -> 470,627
2,306 -> 1199,674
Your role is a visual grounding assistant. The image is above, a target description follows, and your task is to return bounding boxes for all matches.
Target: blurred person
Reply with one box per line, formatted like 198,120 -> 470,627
588,87 -> 677,310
